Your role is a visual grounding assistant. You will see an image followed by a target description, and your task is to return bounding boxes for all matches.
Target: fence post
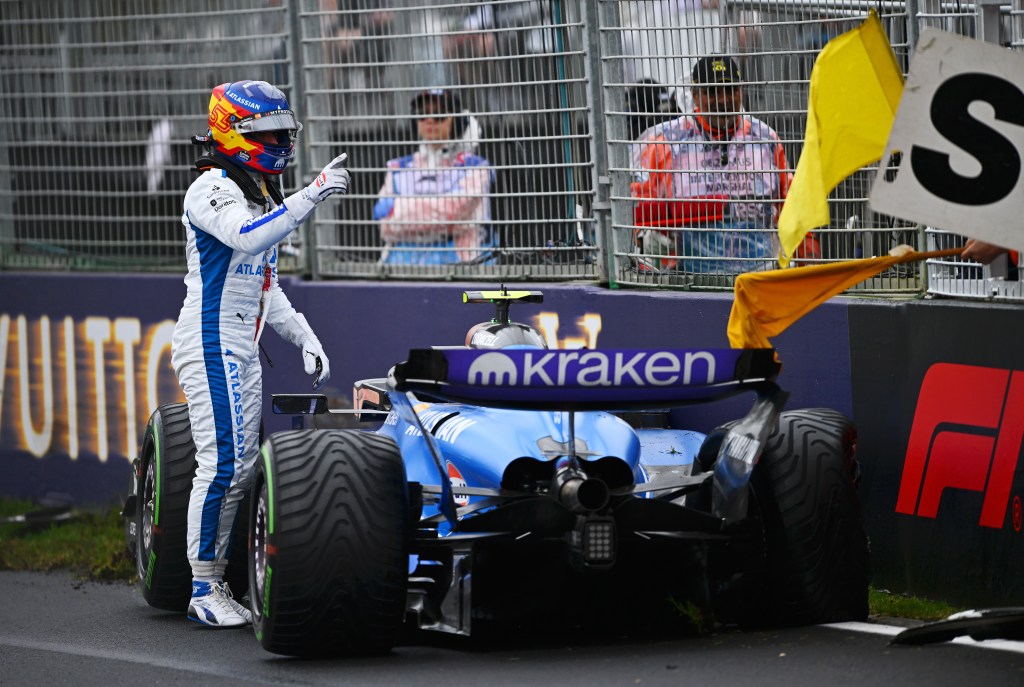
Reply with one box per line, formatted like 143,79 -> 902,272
906,0 -> 921,58
584,0 -> 632,287
287,0 -> 315,279
583,0 -> 611,285
0,117 -> 10,268
975,0 -> 1011,283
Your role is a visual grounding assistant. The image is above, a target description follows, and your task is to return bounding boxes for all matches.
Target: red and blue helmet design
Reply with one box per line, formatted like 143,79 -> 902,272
206,81 -> 302,175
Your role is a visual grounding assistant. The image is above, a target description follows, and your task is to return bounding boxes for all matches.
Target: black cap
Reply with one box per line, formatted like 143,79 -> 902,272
692,56 -> 742,85
411,89 -> 462,115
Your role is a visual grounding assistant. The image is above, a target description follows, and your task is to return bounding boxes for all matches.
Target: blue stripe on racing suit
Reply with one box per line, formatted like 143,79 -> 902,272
239,204 -> 287,235
194,226 -> 236,560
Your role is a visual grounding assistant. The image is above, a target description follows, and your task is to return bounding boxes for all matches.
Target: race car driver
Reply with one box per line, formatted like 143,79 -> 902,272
171,80 -> 350,627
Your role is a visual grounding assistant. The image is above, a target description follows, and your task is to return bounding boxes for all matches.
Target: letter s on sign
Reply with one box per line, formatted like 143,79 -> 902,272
896,363 -> 1024,529
910,74 -> 1024,206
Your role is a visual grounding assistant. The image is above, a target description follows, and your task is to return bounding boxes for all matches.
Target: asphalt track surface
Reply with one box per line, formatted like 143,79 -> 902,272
1,571 -> 1022,686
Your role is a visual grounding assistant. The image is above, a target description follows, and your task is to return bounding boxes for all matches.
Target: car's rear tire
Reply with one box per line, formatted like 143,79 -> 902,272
709,409 -> 869,626
134,403 -> 248,612
251,430 -> 409,657
135,403 -> 195,611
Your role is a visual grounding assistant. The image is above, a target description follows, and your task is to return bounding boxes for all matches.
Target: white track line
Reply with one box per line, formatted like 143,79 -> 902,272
0,636 -> 279,684
823,622 -> 1024,655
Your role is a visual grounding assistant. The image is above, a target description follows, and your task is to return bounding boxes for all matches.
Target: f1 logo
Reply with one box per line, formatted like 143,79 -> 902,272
896,363 -> 1024,529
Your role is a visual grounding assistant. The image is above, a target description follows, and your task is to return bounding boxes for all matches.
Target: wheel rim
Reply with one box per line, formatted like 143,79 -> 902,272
252,478 -> 269,621
137,456 -> 156,577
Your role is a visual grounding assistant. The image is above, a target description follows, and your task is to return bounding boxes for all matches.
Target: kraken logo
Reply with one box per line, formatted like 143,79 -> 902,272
467,352 -> 517,385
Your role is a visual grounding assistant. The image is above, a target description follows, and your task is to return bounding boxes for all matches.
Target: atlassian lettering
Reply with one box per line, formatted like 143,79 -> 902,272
896,362 -> 1023,529
466,350 -> 717,388
227,360 -> 245,459
235,263 -> 276,277
227,91 -> 261,111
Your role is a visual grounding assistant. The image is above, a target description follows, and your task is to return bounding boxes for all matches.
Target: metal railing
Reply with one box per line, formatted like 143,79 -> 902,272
0,0 -> 1019,300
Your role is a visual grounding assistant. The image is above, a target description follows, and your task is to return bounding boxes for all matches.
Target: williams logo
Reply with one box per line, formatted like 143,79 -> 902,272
465,350 -> 717,387
896,363 -> 1023,530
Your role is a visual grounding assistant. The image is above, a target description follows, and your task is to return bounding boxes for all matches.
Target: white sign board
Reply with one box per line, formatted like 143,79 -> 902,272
869,29 -> 1024,252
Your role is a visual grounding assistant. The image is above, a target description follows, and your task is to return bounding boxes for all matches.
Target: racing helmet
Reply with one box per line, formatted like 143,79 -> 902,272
467,322 -> 547,350
206,81 -> 301,175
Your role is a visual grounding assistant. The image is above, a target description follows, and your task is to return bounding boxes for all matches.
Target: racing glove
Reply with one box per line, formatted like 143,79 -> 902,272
301,334 -> 330,391
303,152 -> 350,202
284,153 -> 350,224
276,313 -> 331,390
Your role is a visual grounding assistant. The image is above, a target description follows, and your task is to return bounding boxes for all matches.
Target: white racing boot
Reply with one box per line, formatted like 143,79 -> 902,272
220,581 -> 253,624
187,580 -> 252,627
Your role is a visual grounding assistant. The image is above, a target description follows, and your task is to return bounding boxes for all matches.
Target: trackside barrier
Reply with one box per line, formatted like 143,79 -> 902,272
1,273 -> 1021,607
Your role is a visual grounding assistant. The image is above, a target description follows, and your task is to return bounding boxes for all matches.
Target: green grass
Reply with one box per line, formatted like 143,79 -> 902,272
0,499 -> 135,582
869,587 -> 962,622
0,499 -> 965,621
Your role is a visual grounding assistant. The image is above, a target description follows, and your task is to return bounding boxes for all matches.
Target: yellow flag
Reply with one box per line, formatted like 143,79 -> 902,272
728,248 -> 962,349
777,10 -> 904,267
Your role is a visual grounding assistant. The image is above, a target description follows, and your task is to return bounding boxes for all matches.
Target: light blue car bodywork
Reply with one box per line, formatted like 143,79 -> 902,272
375,401 -> 705,524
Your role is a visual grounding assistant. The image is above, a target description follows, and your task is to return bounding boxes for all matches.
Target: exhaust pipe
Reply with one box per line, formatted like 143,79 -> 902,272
557,473 -> 610,513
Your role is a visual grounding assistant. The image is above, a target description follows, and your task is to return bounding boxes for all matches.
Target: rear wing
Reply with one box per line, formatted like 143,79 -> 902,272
391,347 -> 780,411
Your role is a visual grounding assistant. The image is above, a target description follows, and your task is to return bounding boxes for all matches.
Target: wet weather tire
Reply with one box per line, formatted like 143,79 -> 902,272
134,403 -> 248,612
708,409 -> 869,627
135,403 -> 195,611
748,409 -> 869,625
250,430 -> 409,657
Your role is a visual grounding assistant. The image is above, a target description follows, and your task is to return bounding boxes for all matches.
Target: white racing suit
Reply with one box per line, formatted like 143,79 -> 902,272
170,167 -> 324,580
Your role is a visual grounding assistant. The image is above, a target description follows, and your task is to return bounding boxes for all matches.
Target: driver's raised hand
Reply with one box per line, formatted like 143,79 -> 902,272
303,153 -> 350,203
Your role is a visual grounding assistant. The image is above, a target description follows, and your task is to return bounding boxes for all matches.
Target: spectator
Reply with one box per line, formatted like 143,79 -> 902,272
374,89 -> 495,265
625,78 -> 682,141
630,55 -> 815,274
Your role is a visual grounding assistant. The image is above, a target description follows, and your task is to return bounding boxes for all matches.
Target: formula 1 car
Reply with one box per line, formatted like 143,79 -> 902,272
123,289 -> 868,657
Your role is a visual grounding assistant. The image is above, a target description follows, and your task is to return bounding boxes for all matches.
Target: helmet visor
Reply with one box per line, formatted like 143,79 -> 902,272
233,110 -> 302,139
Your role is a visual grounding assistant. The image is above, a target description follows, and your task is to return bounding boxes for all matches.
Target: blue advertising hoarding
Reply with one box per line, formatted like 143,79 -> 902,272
7,271 -> 1023,605
0,273 -> 849,505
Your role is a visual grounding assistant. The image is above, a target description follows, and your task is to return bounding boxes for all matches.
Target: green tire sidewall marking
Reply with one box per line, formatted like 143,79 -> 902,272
145,550 -> 156,589
259,444 -> 274,624
153,422 -> 161,527
262,565 -> 273,621
260,445 -> 274,535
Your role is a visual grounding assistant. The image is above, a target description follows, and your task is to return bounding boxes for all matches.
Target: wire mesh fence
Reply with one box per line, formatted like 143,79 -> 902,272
0,0 -> 1020,300
301,0 -> 597,280
604,0 -> 920,293
0,0 -> 293,271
